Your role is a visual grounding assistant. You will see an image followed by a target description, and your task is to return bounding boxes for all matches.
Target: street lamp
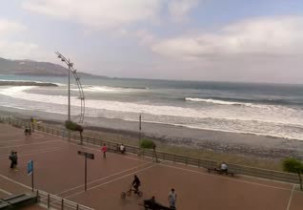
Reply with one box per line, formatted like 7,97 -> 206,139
56,51 -> 85,123
56,52 -> 72,121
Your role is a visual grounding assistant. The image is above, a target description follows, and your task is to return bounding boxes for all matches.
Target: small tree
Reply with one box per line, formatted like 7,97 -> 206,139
283,157 -> 303,190
140,139 -> 158,162
140,139 -> 156,149
65,121 -> 84,144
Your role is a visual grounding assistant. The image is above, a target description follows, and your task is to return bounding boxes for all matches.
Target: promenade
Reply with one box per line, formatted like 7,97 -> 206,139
0,123 -> 302,210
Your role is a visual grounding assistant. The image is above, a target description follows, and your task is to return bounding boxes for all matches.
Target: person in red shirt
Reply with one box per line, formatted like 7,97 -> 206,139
101,143 -> 107,158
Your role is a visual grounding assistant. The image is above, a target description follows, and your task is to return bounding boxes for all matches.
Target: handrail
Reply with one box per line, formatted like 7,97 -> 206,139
0,116 -> 299,184
36,189 -> 94,210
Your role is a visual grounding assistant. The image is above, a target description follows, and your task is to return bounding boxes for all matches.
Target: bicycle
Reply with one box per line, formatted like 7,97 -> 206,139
121,187 -> 143,199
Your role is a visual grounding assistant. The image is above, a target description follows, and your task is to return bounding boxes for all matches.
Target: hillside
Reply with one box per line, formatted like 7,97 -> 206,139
0,57 -> 97,77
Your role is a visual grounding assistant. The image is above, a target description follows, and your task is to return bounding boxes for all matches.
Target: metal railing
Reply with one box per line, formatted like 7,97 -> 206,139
0,116 -> 299,184
36,190 -> 94,210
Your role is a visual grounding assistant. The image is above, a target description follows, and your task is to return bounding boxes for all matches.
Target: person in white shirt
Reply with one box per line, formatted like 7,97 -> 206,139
119,144 -> 125,154
168,188 -> 177,209
220,162 -> 228,174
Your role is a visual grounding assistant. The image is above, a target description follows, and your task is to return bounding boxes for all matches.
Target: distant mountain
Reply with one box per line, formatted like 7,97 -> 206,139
0,57 -> 105,78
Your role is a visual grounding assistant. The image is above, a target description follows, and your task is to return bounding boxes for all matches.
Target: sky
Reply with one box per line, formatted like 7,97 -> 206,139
1,0 -> 303,83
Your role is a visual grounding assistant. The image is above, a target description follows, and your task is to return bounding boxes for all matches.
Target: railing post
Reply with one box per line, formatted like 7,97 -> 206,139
76,204 -> 79,210
36,190 -> 40,202
47,194 -> 50,208
61,198 -> 64,210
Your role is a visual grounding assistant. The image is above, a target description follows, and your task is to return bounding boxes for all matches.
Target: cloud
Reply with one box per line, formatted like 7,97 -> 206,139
0,19 -> 52,61
22,0 -> 163,29
135,30 -> 155,45
151,16 -> 303,59
22,0 -> 199,29
168,0 -> 199,22
0,19 -> 26,35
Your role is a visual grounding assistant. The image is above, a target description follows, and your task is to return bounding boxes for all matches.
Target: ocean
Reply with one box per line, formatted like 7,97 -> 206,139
1,75 -> 303,141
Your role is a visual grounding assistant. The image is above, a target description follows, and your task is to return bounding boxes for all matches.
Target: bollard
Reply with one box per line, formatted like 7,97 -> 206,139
61,198 -> 64,210
47,194 -> 50,208
36,190 -> 40,202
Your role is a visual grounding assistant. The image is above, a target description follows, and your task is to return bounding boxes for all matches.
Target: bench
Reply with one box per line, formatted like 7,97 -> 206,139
2,193 -> 38,209
143,200 -> 175,210
108,144 -> 126,154
207,168 -> 234,176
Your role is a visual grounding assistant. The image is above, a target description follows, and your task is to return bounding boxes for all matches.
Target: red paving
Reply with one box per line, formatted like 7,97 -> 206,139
0,123 -> 302,210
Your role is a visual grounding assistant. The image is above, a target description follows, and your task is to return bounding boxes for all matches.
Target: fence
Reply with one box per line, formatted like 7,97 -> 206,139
0,116 -> 299,185
36,190 -> 94,210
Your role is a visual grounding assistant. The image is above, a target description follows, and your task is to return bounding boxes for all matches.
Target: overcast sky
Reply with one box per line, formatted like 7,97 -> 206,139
1,0 -> 303,83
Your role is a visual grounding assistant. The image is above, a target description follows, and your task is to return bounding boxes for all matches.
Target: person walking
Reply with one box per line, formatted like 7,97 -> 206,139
13,151 -> 18,170
9,151 -> 18,170
168,188 -> 177,209
101,143 -> 107,158
9,151 -> 15,169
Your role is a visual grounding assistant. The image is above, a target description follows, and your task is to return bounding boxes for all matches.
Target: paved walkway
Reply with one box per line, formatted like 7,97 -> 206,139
0,123 -> 302,210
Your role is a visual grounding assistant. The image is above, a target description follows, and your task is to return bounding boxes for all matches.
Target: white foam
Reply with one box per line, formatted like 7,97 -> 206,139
0,104 -> 28,110
185,97 -> 269,109
1,86 -> 303,132
81,85 -> 141,93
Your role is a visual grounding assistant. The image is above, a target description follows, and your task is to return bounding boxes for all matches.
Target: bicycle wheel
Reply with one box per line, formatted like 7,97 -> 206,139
121,192 -> 126,199
126,190 -> 132,196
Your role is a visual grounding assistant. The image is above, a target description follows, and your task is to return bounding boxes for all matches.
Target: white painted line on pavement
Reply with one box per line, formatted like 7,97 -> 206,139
65,164 -> 156,199
0,140 -> 62,149
0,174 -> 31,190
160,163 -> 292,192
57,161 -> 152,196
286,184 -> 296,210
0,188 -> 12,195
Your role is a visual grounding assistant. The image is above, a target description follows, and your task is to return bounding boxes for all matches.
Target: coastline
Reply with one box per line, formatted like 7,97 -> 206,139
2,108 -> 302,163
85,117 -> 303,159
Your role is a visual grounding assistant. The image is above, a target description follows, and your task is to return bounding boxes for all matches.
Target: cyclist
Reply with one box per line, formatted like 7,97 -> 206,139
132,175 -> 141,194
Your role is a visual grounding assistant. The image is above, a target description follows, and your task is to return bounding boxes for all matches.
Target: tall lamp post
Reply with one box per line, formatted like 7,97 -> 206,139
55,52 -> 85,124
56,52 -> 72,121
139,113 -> 142,145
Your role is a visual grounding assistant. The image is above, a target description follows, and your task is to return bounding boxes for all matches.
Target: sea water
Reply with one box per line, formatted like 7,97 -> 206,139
1,75 -> 303,140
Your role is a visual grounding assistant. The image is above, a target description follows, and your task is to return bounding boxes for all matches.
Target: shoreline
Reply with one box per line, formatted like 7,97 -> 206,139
86,117 -> 302,159
2,108 -> 302,162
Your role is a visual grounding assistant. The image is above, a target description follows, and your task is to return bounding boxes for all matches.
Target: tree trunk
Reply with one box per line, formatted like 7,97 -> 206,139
80,130 -> 83,145
298,171 -> 303,190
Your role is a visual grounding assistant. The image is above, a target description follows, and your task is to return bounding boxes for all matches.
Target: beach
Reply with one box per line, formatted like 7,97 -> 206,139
3,107 -> 302,166
85,116 -> 303,160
